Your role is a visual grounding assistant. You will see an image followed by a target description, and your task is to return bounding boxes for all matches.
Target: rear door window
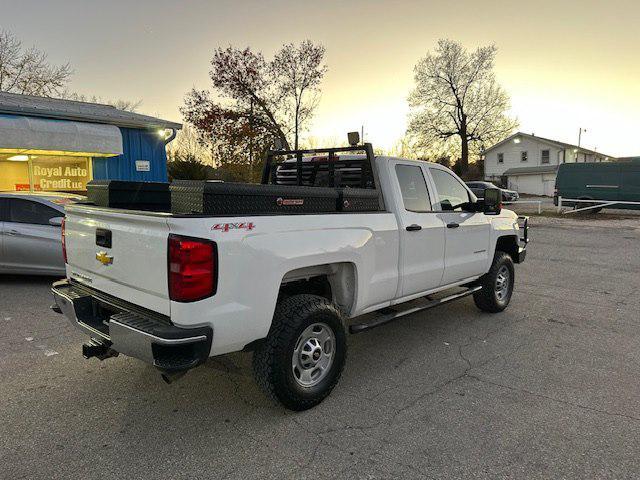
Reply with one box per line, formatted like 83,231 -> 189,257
7,199 -> 61,225
395,165 -> 432,212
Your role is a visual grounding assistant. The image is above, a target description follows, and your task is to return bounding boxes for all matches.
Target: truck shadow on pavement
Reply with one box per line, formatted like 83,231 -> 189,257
55,298 -> 507,439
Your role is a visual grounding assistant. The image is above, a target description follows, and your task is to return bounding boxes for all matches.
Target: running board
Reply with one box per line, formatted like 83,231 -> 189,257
349,286 -> 482,334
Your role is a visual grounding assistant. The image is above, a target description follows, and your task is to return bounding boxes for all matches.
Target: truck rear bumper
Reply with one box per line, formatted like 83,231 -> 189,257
51,279 -> 212,372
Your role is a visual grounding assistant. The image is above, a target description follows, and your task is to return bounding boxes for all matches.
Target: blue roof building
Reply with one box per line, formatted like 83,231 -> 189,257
0,92 -> 181,193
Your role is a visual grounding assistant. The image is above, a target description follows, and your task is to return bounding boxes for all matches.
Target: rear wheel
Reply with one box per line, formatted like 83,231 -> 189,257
473,251 -> 515,313
252,294 -> 347,411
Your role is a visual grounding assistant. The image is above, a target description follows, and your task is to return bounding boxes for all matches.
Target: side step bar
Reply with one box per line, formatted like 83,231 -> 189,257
349,286 -> 482,334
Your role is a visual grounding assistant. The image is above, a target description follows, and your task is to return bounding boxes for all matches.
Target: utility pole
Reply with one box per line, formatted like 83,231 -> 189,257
577,128 -> 586,163
578,127 -> 587,147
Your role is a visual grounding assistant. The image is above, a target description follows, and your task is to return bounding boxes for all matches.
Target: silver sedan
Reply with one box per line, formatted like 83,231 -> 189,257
0,192 -> 84,276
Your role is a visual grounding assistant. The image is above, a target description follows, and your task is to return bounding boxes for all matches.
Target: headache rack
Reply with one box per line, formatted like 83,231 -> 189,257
261,143 -> 385,211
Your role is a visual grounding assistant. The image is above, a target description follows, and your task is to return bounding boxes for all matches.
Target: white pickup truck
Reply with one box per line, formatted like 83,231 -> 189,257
52,144 -> 528,411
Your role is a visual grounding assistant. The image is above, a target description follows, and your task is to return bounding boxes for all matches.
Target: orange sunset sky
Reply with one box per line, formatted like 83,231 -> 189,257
2,0 -> 639,157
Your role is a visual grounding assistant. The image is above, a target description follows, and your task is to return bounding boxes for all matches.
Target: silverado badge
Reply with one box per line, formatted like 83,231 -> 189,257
96,251 -> 113,265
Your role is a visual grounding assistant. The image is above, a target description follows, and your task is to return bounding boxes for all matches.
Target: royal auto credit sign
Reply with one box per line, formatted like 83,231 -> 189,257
32,164 -> 90,190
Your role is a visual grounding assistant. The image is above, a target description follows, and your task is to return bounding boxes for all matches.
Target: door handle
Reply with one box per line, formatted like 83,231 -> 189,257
446,223 -> 460,229
6,229 -> 20,236
406,224 -> 422,231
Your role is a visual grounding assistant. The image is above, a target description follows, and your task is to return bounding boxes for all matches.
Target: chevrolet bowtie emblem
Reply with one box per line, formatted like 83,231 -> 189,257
96,251 -> 113,265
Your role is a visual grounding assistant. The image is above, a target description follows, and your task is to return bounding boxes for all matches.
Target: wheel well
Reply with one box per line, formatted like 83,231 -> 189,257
495,235 -> 519,262
278,263 -> 356,314
279,276 -> 332,301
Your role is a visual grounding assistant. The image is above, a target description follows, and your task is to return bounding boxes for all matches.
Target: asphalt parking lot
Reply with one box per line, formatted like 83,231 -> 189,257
2,215 -> 640,479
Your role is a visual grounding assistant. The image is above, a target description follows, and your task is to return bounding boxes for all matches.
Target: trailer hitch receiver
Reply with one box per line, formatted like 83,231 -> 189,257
82,339 -> 118,361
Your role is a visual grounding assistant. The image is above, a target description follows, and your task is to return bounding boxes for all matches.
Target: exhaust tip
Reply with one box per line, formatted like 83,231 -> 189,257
161,370 -> 187,384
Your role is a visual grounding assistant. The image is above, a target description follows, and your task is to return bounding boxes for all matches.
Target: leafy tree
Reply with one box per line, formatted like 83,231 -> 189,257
0,30 -> 72,97
407,39 -> 517,173
181,41 -> 327,182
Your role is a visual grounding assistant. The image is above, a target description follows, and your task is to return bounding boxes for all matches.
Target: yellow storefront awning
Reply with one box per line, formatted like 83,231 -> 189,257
0,114 -> 123,157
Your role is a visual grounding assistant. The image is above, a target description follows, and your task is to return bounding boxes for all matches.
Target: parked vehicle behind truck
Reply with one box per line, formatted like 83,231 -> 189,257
465,181 -> 519,202
0,192 -> 83,275
554,160 -> 640,212
51,142 -> 528,410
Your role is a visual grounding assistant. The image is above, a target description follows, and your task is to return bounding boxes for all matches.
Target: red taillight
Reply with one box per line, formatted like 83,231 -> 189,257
168,235 -> 217,302
61,218 -> 67,263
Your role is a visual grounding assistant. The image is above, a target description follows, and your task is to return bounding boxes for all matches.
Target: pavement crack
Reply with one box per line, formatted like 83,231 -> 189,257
468,374 -> 640,423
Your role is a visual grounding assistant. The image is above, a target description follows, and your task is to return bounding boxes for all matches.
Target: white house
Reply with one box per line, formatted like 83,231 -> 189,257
483,132 -> 613,196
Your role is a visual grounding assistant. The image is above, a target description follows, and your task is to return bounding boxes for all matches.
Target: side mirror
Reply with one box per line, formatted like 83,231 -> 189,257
483,188 -> 502,215
49,216 -> 64,227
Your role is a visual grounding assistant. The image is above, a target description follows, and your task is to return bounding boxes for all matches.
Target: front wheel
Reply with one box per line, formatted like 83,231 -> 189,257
473,252 -> 515,313
252,294 -> 347,411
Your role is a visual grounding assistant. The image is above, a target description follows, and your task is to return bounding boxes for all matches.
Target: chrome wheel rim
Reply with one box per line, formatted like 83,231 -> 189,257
292,322 -> 335,387
495,265 -> 510,302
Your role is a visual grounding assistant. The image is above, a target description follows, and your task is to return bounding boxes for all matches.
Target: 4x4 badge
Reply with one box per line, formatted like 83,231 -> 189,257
212,222 -> 255,233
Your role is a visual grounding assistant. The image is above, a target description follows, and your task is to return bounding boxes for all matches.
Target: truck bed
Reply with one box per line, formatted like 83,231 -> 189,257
63,201 -> 400,354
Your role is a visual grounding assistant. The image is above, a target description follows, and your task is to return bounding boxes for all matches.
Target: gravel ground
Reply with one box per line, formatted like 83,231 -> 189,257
1,215 -> 640,479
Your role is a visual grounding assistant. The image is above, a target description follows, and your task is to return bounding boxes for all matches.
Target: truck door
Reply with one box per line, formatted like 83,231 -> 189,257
391,161 -> 445,297
428,167 -> 491,285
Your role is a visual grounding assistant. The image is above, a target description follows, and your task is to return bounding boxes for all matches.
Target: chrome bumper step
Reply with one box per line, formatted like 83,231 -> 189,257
51,279 -> 212,371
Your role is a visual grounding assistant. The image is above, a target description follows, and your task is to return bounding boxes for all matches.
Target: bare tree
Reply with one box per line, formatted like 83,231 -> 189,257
166,124 -> 213,166
63,92 -> 142,112
0,30 -> 72,97
272,41 -> 326,149
182,40 -> 327,171
388,136 -> 418,159
407,39 -> 518,173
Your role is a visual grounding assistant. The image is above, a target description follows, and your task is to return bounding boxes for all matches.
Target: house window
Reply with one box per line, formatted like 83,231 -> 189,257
541,150 -> 550,164
521,151 -> 528,162
497,153 -> 504,163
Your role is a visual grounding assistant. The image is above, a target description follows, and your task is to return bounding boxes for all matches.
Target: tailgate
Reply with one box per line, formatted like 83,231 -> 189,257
64,205 -> 171,315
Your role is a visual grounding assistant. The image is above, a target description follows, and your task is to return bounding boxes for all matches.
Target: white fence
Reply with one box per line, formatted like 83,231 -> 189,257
503,200 -> 542,214
557,196 -> 640,214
